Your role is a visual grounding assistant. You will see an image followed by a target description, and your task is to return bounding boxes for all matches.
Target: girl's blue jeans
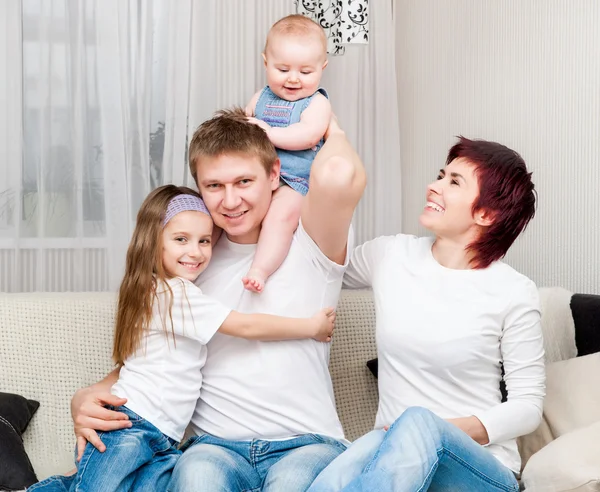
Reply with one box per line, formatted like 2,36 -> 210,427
27,406 -> 180,491
308,406 -> 520,492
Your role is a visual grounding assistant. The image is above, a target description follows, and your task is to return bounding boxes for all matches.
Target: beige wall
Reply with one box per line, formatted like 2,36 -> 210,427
394,0 -> 600,294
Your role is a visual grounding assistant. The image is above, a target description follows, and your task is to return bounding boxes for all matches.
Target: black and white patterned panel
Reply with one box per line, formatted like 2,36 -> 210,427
294,0 -> 369,55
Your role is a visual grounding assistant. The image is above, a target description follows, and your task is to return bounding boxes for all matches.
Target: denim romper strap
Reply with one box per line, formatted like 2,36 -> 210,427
255,86 -> 329,128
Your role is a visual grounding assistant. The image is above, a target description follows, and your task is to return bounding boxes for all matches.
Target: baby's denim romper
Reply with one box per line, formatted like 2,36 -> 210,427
254,86 -> 329,196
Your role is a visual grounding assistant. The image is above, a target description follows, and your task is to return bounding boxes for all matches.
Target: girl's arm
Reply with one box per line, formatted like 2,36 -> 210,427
251,94 -> 331,151
219,307 -> 335,342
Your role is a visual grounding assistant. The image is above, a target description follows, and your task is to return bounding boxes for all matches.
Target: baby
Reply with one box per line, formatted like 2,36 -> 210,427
243,14 -> 331,293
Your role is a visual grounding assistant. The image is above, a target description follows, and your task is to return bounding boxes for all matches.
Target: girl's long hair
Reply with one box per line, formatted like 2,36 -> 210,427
112,184 -> 203,366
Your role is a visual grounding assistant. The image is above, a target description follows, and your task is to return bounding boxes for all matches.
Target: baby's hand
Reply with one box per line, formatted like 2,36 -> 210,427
312,307 -> 336,342
247,117 -> 272,134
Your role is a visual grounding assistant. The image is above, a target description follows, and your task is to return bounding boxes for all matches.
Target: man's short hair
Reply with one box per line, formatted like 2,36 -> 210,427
188,107 -> 278,184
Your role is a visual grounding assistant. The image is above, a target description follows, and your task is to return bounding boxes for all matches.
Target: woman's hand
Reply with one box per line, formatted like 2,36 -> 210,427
446,416 -> 490,445
311,307 -> 336,342
71,386 -> 131,461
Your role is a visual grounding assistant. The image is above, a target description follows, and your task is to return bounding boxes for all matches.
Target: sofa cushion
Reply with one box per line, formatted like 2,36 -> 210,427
571,293 -> 600,357
521,420 -> 600,491
0,392 -> 39,491
518,351 -> 600,470
542,351 -> 600,437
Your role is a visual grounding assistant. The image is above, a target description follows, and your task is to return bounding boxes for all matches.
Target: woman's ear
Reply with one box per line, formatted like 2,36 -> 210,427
475,209 -> 495,227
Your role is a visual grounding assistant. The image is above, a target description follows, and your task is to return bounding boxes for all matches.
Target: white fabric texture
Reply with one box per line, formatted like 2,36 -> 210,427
541,352 -> 600,438
538,286 -> 578,363
0,0 -> 194,293
191,221 -> 353,441
522,420 -> 600,492
111,278 -> 230,442
345,234 -> 546,473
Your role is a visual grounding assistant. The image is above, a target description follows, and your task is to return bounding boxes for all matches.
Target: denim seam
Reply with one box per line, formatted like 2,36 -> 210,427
440,446 -> 518,491
249,439 -> 257,468
72,439 -> 101,491
414,448 -> 441,492
309,434 -> 348,452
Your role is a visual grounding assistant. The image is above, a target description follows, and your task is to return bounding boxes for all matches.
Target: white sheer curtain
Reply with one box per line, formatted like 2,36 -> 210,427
0,0 -> 400,293
0,0 -> 191,292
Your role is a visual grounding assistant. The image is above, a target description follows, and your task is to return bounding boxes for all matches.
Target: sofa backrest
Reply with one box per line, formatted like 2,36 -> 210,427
0,287 -> 575,480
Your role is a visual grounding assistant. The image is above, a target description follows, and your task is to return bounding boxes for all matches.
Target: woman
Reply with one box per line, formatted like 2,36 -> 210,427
309,137 -> 545,492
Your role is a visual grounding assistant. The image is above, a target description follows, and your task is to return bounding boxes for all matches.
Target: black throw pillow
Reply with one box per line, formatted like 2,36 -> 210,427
571,293 -> 600,356
366,358 -> 378,378
0,392 -> 39,491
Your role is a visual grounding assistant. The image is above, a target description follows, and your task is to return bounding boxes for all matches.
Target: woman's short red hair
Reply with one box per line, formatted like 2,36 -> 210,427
447,136 -> 537,269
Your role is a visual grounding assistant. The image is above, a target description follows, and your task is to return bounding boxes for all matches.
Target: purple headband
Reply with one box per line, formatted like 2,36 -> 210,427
163,194 -> 211,226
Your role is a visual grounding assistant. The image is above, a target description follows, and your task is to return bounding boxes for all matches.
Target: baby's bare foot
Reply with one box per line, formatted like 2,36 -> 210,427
242,269 -> 266,293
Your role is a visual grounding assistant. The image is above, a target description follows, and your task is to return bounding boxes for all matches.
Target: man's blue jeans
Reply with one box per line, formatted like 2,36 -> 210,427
308,407 -> 520,492
27,406 -> 180,492
167,432 -> 347,491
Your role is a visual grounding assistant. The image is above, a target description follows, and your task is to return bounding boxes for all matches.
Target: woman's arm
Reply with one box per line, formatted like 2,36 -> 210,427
471,281 -> 546,445
343,235 -> 397,289
219,307 -> 335,342
446,416 -> 490,445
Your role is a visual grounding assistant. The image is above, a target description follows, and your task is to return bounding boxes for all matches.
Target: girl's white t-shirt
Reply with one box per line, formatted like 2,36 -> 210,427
345,234 -> 545,473
112,277 -> 231,441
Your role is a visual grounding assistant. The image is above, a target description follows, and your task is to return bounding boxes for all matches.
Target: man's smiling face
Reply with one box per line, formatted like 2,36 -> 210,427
196,153 -> 280,244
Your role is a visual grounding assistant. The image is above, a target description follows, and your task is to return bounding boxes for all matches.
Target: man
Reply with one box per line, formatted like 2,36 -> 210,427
71,108 -> 366,490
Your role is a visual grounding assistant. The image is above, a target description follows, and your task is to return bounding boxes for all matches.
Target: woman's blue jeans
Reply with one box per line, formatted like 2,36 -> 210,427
308,407 -> 520,492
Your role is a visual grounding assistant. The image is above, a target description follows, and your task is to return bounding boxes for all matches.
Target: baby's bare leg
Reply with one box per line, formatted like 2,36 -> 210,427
243,186 -> 303,293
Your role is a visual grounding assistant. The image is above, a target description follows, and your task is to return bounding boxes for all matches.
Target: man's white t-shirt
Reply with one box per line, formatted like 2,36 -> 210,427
345,234 -> 545,473
112,277 -> 231,442
191,221 -> 352,441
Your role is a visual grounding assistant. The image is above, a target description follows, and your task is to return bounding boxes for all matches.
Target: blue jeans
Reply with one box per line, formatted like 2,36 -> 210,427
308,407 -> 520,492
167,432 -> 347,491
27,406 -> 180,492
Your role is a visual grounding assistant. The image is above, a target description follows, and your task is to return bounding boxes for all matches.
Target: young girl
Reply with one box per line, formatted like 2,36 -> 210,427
243,14 -> 331,293
28,185 -> 335,492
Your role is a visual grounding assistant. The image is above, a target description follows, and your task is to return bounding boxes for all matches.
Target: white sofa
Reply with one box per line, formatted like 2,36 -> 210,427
1,288 -> 599,491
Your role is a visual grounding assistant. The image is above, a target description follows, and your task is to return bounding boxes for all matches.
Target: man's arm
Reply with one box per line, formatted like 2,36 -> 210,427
71,367 -> 131,460
302,116 -> 367,264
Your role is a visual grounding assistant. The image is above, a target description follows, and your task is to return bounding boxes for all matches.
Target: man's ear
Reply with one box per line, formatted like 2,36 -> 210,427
475,209 -> 495,227
262,53 -> 267,67
270,158 -> 281,191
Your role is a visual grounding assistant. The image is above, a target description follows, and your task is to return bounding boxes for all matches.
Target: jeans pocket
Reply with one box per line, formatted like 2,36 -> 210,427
105,404 -> 145,423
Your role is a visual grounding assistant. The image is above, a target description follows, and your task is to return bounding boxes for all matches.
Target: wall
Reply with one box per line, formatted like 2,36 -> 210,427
395,0 -> 600,293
